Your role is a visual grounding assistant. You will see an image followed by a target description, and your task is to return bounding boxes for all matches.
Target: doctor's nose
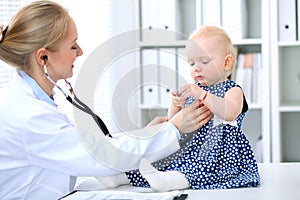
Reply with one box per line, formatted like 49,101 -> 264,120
77,44 -> 83,57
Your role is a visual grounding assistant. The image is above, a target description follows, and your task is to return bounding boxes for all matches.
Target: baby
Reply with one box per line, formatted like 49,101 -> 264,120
97,26 -> 260,192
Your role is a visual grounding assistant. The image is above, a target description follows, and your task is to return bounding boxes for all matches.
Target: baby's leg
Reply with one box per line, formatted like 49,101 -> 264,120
95,173 -> 129,188
139,158 -> 189,192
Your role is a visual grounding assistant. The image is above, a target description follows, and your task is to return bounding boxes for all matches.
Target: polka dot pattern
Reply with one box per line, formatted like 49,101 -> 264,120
126,80 -> 260,189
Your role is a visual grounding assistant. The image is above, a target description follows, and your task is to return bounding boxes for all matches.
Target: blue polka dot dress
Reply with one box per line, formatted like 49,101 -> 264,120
126,80 -> 260,189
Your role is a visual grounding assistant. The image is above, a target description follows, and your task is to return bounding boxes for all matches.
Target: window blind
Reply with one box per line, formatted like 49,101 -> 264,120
0,0 -> 29,88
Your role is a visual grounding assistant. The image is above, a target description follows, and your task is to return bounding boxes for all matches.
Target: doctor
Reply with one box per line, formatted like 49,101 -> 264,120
0,1 -> 211,199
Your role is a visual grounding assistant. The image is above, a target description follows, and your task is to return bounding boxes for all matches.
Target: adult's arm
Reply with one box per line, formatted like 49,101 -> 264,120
24,99 -> 211,176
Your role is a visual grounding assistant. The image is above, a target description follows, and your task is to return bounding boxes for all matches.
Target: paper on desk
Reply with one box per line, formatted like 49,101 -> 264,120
75,177 -> 106,191
61,190 -> 185,200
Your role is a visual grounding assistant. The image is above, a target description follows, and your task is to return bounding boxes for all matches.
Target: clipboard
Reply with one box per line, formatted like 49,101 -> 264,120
60,189 -> 188,200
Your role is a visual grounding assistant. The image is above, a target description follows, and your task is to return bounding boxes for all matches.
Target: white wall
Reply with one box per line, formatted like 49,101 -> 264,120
52,0 -> 111,75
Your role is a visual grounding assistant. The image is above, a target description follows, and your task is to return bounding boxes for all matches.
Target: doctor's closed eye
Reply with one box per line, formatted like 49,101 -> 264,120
71,44 -> 78,50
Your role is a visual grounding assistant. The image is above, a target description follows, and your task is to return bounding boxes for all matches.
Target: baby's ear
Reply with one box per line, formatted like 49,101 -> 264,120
224,54 -> 234,71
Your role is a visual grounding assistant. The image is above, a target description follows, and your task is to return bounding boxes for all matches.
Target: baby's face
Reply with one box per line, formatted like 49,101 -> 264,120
185,36 -> 228,86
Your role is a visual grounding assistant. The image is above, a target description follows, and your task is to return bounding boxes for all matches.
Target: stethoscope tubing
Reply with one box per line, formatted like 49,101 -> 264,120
69,90 -> 111,137
44,65 -> 111,137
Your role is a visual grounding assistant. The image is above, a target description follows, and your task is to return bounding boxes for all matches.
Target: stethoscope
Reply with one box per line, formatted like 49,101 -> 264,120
42,55 -> 112,137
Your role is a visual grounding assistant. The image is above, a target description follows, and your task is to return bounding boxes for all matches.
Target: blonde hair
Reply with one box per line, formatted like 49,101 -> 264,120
0,0 -> 69,72
189,26 -> 237,70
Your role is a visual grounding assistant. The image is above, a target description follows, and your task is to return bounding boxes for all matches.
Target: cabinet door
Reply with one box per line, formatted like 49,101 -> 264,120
159,49 -> 177,107
141,49 -> 159,106
141,0 -> 176,41
177,48 -> 193,87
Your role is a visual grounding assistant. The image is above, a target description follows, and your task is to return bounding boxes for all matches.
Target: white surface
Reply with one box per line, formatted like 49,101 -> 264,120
71,163 -> 300,199
187,163 -> 300,199
62,190 -> 183,200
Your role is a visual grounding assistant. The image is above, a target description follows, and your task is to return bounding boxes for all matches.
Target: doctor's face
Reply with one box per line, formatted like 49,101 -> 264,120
47,17 -> 83,82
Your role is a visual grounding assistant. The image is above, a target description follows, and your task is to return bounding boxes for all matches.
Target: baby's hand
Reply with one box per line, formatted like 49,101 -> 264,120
171,91 -> 186,108
179,84 -> 206,101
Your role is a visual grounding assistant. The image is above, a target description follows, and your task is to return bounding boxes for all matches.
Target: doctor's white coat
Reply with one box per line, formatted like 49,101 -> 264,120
0,72 -> 180,199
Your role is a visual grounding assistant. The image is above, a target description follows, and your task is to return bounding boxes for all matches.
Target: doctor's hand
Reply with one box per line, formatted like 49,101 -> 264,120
146,116 -> 168,127
170,99 -> 212,134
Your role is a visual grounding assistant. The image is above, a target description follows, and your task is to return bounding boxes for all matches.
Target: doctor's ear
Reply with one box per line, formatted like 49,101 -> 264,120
36,48 -> 48,66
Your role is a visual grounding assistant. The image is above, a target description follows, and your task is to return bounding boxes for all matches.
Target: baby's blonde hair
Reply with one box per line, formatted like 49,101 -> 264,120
189,26 -> 237,71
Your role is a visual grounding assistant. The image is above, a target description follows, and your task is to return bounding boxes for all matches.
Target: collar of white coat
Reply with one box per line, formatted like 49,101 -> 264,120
18,70 -> 57,107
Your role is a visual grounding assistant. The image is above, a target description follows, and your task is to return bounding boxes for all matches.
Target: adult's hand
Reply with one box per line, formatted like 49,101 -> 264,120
170,99 -> 212,134
146,116 -> 168,127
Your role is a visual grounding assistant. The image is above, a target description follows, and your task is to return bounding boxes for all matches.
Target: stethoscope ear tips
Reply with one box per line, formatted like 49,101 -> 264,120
41,55 -> 48,61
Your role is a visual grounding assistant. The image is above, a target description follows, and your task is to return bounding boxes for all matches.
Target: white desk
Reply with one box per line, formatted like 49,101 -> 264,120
68,163 -> 300,200
186,163 -> 300,200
